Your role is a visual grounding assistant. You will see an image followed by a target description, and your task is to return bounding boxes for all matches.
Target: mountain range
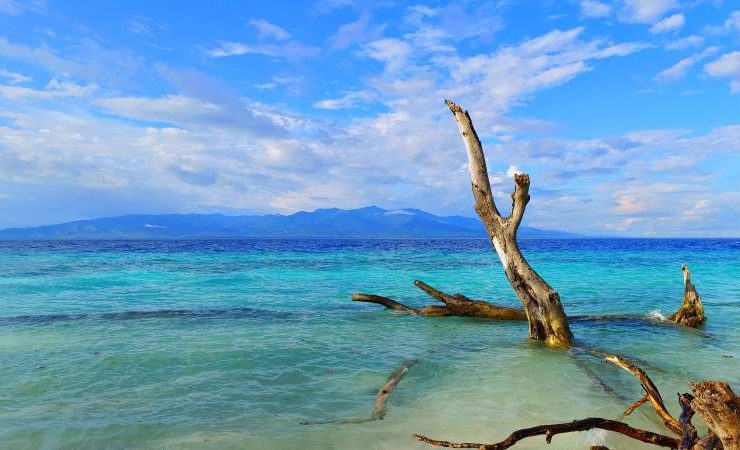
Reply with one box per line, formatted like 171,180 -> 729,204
0,206 -> 582,239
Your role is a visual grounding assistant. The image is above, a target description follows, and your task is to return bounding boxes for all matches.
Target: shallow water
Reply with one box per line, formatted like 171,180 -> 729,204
0,239 -> 738,449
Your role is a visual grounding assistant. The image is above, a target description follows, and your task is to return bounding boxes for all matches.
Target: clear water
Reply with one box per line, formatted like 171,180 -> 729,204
0,239 -> 738,450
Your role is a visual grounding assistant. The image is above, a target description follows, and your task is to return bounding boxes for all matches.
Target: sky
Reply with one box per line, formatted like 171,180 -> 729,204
0,0 -> 739,236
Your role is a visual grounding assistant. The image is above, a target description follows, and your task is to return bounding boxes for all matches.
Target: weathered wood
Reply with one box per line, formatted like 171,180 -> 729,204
413,280 -> 527,320
604,355 -> 682,435
670,265 -> 705,327
622,395 -> 649,418
413,418 -> 680,449
445,100 -> 572,347
301,358 -> 418,425
689,381 -> 740,450
352,281 -> 527,321
413,356 -> 736,449
372,358 -> 418,419
678,393 -> 698,450
351,293 -> 419,314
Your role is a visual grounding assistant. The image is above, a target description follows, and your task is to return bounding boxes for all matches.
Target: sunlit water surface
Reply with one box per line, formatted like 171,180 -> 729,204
1,239 -> 738,449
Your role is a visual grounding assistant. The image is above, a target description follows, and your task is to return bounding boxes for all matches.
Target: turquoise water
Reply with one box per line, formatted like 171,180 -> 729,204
1,239 -> 738,449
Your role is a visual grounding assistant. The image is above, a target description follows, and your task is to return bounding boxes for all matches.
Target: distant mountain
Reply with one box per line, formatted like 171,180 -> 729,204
0,206 -> 583,239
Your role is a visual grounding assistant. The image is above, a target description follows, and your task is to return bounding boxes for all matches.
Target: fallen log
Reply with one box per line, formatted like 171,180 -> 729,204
354,279 -> 700,326
352,280 -> 526,321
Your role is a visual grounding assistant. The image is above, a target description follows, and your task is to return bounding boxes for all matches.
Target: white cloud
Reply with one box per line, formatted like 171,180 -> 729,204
704,51 -> 740,93
361,39 -> 413,73
313,90 -> 375,109
248,19 -> 291,41
206,41 -> 320,60
621,0 -> 677,24
0,69 -> 31,84
654,47 -> 719,83
0,78 -> 98,100
328,14 -> 385,50
0,0 -> 42,15
664,35 -> 704,51
704,10 -> 740,35
649,13 -> 684,34
580,0 -> 612,18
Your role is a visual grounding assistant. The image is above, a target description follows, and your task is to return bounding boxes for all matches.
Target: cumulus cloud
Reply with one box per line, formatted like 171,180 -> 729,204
2,5 -> 739,236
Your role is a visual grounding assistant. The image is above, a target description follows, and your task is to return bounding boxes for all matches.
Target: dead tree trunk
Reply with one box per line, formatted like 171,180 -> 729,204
670,265 -> 705,327
445,100 -> 572,347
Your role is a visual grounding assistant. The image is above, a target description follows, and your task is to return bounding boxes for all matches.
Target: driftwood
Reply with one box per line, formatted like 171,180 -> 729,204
355,103 -> 706,345
605,355 -> 682,435
352,280 -> 526,320
415,355 -> 738,450
445,100 -> 572,346
353,265 -> 701,326
300,358 -> 418,425
689,381 -> 740,449
413,418 -> 680,449
345,101 -> 728,446
670,265 -> 705,327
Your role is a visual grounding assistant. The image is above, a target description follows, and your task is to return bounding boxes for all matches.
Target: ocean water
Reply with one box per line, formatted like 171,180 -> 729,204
0,239 -> 738,450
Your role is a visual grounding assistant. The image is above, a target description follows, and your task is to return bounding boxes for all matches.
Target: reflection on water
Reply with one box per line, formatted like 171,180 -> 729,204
0,239 -> 738,449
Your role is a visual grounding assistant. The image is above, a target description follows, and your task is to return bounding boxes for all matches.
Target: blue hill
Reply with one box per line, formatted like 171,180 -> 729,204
0,206 -> 582,239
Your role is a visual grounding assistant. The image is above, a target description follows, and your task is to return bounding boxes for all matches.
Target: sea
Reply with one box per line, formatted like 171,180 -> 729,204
1,239 -> 738,449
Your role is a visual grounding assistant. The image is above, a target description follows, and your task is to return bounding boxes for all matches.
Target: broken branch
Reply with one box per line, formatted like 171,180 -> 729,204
413,418 -> 680,449
604,354 -> 682,435
669,265 -> 705,327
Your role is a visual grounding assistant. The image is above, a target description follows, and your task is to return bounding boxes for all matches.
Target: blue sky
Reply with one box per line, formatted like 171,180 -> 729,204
0,0 -> 739,236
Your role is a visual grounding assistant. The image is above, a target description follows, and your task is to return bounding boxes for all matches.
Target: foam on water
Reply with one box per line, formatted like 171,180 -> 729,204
646,309 -> 668,321
0,239 -> 738,449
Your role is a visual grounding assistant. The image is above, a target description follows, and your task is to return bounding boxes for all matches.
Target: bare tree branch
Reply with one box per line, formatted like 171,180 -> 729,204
604,355 -> 682,435
413,418 -> 680,449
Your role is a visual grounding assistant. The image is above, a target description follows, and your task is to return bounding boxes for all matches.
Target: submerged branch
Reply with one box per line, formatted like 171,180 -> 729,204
301,359 -> 418,425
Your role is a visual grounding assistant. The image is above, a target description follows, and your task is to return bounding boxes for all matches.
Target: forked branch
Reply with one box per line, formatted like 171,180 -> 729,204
604,355 -> 682,435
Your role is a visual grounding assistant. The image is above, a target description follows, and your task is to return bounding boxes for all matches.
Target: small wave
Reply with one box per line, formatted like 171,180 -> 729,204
646,309 -> 667,321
